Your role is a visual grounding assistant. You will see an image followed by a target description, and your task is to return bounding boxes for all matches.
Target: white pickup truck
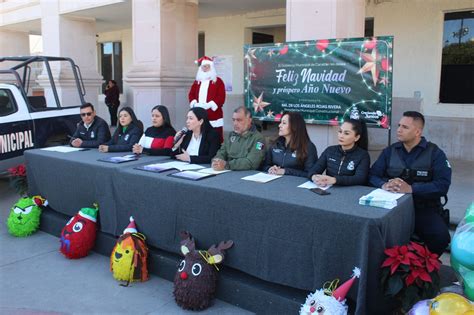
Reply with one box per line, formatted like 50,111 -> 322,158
0,56 -> 86,174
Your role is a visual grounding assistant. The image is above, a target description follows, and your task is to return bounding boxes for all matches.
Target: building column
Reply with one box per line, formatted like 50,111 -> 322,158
286,0 -> 365,150
125,0 -> 197,129
37,0 -> 102,108
0,30 -> 30,84
0,29 -> 30,57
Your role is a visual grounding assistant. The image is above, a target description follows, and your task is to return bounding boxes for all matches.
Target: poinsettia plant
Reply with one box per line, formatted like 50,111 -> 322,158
8,164 -> 28,196
380,241 -> 441,312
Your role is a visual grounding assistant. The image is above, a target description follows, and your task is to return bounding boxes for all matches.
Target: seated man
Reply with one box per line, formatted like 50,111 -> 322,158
70,103 -> 111,148
212,106 -> 265,171
369,111 -> 451,256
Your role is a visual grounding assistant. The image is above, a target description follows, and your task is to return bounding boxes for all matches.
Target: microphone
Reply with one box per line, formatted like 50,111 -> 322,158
173,127 -> 188,145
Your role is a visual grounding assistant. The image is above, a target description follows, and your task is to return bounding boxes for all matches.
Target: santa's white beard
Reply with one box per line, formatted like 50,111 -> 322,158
196,67 -> 217,82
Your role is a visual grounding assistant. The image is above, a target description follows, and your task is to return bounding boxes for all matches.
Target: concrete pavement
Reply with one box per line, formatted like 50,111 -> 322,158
0,179 -> 253,315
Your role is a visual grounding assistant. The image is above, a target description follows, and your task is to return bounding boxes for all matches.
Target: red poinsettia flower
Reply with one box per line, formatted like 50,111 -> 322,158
381,245 -> 418,275
405,264 -> 432,286
16,164 -> 26,177
8,164 -> 26,177
409,242 -> 441,273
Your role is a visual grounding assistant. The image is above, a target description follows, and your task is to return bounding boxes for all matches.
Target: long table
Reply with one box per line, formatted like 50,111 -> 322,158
25,148 -> 414,314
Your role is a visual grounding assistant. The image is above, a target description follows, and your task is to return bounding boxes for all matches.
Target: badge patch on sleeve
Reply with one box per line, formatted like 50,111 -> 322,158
446,160 -> 451,168
255,142 -> 264,150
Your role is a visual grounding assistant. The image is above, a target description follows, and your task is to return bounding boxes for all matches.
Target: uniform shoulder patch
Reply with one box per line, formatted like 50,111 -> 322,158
446,160 -> 451,168
255,142 -> 264,151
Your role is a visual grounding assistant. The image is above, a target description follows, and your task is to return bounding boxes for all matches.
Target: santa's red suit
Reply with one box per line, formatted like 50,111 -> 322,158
188,58 -> 226,142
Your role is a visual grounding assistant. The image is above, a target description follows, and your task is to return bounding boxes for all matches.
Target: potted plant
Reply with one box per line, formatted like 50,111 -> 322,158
8,164 -> 28,196
381,241 -> 441,312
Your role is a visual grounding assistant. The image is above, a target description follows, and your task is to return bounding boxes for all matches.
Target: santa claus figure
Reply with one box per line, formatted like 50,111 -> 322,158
188,56 -> 226,142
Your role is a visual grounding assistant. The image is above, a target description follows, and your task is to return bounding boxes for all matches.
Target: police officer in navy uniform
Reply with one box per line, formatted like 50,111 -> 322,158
71,103 -> 111,148
369,111 -> 451,256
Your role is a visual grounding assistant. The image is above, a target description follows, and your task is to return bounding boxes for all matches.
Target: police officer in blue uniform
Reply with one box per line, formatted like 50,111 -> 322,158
369,111 -> 451,256
70,103 -> 111,148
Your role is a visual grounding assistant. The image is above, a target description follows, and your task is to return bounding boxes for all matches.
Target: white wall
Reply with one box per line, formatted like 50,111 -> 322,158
366,0 -> 474,118
198,8 -> 286,95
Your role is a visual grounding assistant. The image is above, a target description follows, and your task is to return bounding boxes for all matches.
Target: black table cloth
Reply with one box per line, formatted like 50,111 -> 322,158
25,148 -> 414,314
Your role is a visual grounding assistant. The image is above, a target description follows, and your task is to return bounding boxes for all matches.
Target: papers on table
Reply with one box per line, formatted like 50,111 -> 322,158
297,181 -> 332,191
359,188 -> 405,209
41,146 -> 85,153
99,154 -> 139,163
241,172 -> 282,183
168,170 -> 215,181
136,161 -> 205,173
197,168 -> 231,175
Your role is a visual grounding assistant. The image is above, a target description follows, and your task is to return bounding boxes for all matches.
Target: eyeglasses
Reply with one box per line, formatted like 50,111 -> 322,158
81,112 -> 93,117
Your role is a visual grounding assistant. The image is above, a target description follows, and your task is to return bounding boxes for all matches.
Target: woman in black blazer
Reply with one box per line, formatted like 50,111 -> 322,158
171,107 -> 220,164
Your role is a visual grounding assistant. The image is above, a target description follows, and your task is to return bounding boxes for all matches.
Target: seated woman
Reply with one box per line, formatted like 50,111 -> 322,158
308,118 -> 370,186
262,112 -> 318,177
132,105 -> 176,155
99,107 -> 143,153
171,107 -> 220,164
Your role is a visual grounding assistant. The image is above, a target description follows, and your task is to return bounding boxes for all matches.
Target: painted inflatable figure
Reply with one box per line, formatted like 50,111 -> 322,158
451,203 -> 474,300
110,216 -> 149,285
7,195 -> 47,237
59,205 -> 98,259
300,267 -> 361,315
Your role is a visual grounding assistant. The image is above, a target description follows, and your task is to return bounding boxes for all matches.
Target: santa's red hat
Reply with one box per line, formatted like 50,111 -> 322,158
123,216 -> 137,234
195,56 -> 213,66
332,267 -> 361,301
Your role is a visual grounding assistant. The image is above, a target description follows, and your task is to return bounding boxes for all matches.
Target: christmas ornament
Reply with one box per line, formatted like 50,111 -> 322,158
316,39 -> 329,52
300,267 -> 361,315
252,92 -> 271,113
7,195 -> 47,237
279,45 -> 289,55
110,216 -> 149,286
329,116 -> 340,126
358,48 -> 379,86
274,113 -> 283,122
379,115 -> 389,129
173,231 -> 233,311
59,205 -> 98,259
364,38 -> 377,50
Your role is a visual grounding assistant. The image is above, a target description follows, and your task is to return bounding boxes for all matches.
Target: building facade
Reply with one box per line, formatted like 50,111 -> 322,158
1,0 -> 472,160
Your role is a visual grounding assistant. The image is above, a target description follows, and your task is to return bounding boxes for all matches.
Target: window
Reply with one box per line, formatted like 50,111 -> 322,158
198,33 -> 205,58
365,18 -> 374,37
440,11 -> 474,104
252,32 -> 274,44
0,89 -> 17,116
100,42 -> 123,93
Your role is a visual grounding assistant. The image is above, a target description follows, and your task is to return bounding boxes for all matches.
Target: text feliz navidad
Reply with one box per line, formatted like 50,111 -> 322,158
272,68 -> 351,95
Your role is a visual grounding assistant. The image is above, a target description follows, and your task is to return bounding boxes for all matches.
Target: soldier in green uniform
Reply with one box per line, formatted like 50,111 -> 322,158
212,106 -> 265,171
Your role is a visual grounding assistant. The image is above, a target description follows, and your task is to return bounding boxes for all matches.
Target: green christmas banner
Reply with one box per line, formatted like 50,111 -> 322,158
244,36 -> 393,128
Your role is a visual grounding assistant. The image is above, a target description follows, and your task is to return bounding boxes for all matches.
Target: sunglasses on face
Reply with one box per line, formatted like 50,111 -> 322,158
81,112 -> 93,117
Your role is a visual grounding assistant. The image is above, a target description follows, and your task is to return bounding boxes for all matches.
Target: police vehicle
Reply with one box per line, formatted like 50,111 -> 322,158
0,56 -> 85,175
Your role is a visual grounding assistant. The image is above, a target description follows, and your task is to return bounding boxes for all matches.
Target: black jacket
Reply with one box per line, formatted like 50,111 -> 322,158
70,116 -> 111,148
308,145 -> 370,186
171,128 -> 220,164
106,123 -> 143,152
262,137 -> 318,177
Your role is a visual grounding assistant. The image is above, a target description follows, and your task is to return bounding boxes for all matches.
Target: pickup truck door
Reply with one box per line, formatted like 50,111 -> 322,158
0,88 -> 35,162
